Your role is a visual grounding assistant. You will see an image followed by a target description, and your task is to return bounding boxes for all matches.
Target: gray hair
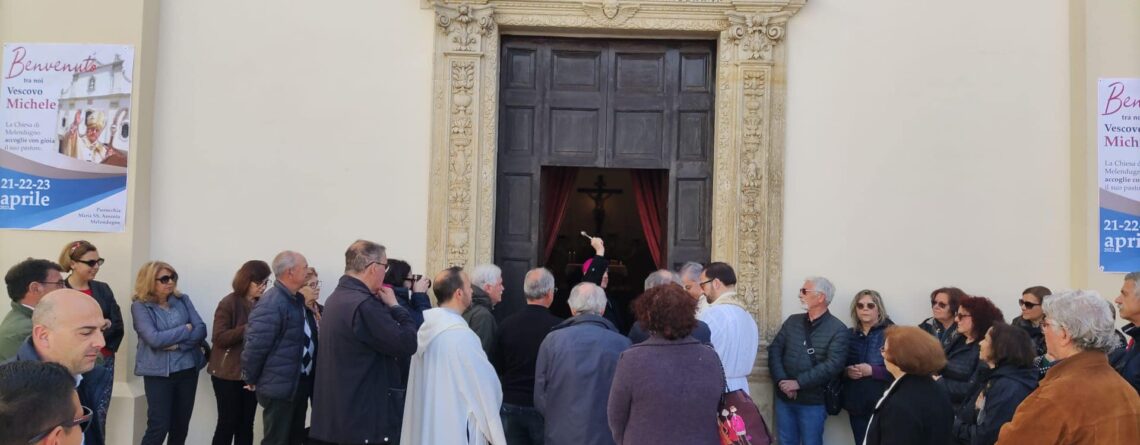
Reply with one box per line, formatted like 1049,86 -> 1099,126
568,282 -> 607,316
1042,290 -> 1118,353
471,264 -> 502,288
523,268 -> 555,300
345,240 -> 386,273
644,269 -> 682,290
678,262 -> 704,282
805,276 -> 835,304
272,251 -> 301,276
1126,272 -> 1140,285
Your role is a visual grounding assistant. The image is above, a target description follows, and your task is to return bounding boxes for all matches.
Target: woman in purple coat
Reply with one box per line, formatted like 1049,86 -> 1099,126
607,284 -> 725,445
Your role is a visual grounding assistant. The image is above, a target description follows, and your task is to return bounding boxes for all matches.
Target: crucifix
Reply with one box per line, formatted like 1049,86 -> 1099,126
577,174 -> 623,236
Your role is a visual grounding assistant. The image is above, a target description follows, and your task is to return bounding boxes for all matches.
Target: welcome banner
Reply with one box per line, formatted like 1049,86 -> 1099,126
1,43 -> 134,232
1098,78 -> 1140,272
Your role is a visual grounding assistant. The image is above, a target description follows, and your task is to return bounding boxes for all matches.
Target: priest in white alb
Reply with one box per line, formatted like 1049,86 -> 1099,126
401,266 -> 507,445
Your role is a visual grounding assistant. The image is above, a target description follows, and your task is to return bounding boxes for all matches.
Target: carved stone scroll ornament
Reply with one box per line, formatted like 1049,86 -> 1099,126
725,13 -> 787,61
436,3 -> 496,52
446,60 -> 477,267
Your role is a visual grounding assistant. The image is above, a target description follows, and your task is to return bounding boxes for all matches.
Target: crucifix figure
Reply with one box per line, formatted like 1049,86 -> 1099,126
577,174 -> 623,236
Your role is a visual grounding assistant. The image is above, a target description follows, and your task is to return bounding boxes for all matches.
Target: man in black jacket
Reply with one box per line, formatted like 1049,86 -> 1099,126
769,276 -> 849,445
310,240 -> 418,445
494,267 -> 563,445
242,250 -> 317,445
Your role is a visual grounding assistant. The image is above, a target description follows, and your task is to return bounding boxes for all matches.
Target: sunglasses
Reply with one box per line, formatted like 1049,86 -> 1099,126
856,302 -> 877,310
1018,299 -> 1040,309
156,273 -> 179,284
26,405 -> 92,444
799,288 -> 821,296
75,258 -> 105,268
955,313 -> 972,320
931,301 -> 949,309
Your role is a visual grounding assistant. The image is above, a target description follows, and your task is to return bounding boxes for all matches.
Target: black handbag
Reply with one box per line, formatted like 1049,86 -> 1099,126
804,321 -> 843,415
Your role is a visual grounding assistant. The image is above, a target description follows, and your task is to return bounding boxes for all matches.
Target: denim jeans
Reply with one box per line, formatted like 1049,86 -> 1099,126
500,403 -> 545,445
774,397 -> 827,445
141,368 -> 199,445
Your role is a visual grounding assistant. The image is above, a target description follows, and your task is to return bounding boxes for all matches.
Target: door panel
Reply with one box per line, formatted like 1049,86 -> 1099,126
495,36 -> 715,320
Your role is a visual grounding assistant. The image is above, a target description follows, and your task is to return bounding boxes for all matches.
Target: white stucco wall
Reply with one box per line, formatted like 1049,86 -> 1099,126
4,0 -> 1138,443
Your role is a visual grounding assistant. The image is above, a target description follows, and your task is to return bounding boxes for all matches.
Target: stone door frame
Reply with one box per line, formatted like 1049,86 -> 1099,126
424,0 -> 804,406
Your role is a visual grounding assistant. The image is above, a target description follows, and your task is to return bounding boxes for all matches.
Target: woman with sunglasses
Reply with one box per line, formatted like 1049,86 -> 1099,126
1011,286 -> 1050,357
936,296 -> 1004,408
131,261 -> 207,445
207,260 -> 270,445
841,289 -> 895,444
59,240 -> 124,435
920,287 -> 967,349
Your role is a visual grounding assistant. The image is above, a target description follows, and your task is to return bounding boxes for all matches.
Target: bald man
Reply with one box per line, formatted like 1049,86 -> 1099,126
9,289 -> 111,445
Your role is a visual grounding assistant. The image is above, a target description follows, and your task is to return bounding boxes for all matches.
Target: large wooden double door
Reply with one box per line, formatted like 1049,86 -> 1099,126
493,36 -> 715,317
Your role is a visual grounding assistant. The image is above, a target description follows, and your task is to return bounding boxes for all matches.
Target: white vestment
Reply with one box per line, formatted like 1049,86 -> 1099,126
698,291 -> 759,393
401,308 -> 507,445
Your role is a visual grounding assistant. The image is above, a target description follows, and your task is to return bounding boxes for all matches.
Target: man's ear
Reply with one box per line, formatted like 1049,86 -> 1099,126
26,282 -> 42,299
31,324 -> 51,344
41,425 -> 66,445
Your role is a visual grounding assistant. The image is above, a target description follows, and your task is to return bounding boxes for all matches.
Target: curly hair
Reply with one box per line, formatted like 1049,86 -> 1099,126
634,284 -> 697,340
958,295 -> 1004,341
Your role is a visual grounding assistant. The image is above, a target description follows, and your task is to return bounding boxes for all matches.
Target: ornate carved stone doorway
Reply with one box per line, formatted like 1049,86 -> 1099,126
424,0 -> 805,414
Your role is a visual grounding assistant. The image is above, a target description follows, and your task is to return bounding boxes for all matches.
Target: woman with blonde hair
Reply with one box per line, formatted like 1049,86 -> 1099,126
842,289 -> 894,444
59,240 -> 123,434
130,261 -> 207,445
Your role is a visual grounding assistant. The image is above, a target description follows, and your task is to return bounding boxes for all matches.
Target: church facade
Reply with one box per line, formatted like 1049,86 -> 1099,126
1,0 -> 1137,443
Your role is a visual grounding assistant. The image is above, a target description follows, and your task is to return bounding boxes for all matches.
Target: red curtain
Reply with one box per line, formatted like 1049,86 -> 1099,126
542,167 -> 579,264
631,169 -> 666,269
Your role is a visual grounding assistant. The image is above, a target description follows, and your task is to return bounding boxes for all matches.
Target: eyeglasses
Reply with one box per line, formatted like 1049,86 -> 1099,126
1018,299 -> 1040,309
308,280 -> 322,288
931,301 -> 949,309
75,258 -> 105,268
368,261 -> 389,272
955,313 -> 972,320
38,280 -> 68,287
799,288 -> 821,296
156,273 -> 179,284
856,302 -> 877,310
699,279 -> 715,289
258,278 -> 272,287
26,405 -> 92,444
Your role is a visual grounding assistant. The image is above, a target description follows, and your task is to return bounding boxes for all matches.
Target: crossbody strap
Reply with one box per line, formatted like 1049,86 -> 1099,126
804,316 -> 820,367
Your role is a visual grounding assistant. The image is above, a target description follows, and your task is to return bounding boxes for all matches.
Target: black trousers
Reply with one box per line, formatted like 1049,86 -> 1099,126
142,368 -> 199,445
211,376 -> 258,445
258,374 -> 313,445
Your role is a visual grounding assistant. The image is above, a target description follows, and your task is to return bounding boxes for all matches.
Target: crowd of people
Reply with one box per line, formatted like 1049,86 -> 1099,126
1,237 -> 1140,445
